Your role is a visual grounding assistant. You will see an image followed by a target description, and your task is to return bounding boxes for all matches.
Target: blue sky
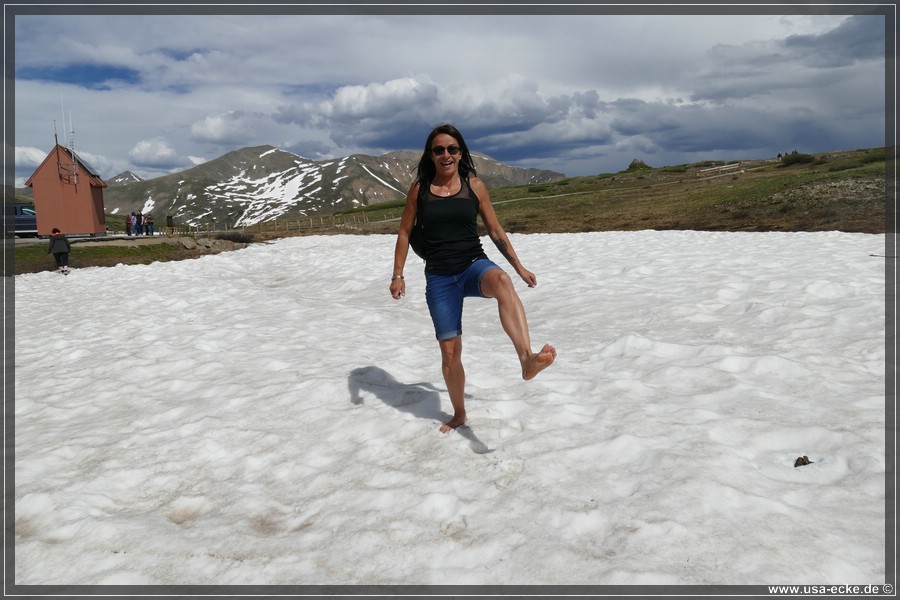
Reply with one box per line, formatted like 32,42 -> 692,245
10,5 -> 889,188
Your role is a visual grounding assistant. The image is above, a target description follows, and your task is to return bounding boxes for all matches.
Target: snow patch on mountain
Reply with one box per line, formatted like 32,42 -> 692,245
362,164 -> 404,194
198,160 -> 329,227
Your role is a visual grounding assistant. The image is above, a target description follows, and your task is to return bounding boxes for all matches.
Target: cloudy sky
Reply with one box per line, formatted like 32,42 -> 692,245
11,5 -> 888,187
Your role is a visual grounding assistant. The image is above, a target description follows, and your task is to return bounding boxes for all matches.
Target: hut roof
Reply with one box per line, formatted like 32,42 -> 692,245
24,144 -> 108,189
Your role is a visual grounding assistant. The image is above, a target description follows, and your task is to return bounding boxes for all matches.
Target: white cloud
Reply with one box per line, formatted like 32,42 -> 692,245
330,77 -> 438,117
189,111 -> 254,144
128,138 -> 179,167
15,145 -> 48,169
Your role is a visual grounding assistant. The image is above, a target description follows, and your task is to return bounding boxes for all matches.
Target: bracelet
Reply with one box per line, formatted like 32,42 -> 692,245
391,275 -> 404,281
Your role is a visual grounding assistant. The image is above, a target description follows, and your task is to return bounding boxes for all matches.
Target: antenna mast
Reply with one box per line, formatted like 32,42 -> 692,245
67,111 -> 77,187
57,95 -> 78,187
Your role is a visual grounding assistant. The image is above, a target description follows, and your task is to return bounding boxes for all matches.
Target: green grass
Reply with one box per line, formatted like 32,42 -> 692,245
13,241 -> 218,275
337,147 -> 886,235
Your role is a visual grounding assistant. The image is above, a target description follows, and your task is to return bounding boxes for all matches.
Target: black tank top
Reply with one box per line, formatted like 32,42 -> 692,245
420,178 -> 488,275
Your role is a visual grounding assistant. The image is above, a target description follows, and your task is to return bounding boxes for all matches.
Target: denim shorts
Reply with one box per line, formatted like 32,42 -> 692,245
425,258 -> 502,340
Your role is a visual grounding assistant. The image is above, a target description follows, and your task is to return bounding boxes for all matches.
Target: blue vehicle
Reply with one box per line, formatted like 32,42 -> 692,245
13,202 -> 38,237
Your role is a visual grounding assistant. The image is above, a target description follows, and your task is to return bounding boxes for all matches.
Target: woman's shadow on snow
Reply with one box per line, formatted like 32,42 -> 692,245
348,366 -> 493,454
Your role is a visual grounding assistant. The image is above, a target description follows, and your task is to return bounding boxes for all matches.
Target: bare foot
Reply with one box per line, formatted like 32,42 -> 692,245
440,413 -> 467,433
522,344 -> 557,381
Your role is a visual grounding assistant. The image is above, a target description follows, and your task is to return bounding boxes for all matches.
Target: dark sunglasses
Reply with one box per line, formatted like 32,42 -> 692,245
431,145 -> 460,156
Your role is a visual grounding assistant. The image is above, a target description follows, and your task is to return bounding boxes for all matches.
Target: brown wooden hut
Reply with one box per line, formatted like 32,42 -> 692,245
24,144 -> 108,237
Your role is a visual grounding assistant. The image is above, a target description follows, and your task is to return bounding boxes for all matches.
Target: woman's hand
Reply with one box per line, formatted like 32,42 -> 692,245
517,266 -> 537,288
390,278 -> 406,300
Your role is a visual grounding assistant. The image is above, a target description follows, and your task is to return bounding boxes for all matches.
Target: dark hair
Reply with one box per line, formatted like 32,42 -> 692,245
414,124 -> 477,198
52,228 -> 60,234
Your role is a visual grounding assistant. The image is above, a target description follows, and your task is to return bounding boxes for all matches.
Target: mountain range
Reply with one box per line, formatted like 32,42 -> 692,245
43,145 -> 564,228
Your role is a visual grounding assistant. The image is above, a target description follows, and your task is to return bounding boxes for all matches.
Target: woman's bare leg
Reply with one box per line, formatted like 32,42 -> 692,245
438,336 -> 467,432
480,269 -> 556,380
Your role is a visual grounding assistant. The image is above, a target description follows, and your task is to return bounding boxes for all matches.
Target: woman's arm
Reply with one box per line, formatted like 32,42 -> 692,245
472,177 -> 537,287
390,182 -> 420,299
